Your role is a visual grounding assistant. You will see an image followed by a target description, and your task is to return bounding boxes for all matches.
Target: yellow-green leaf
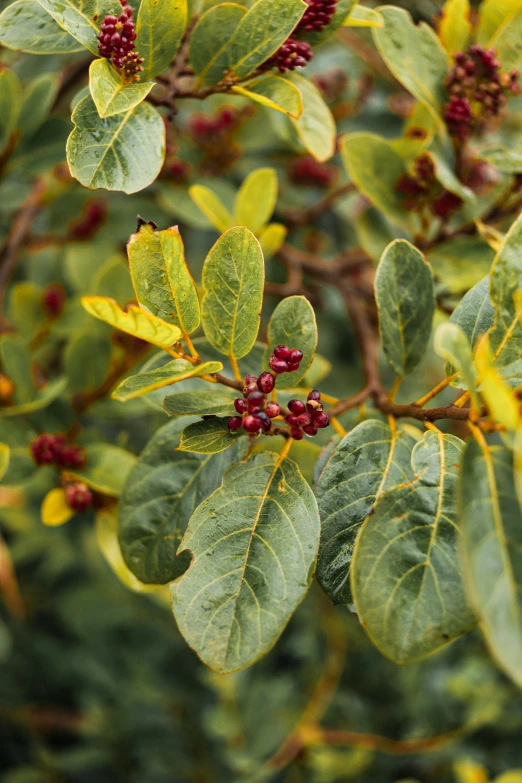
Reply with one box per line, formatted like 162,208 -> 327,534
81,296 -> 182,349
0,444 -> 10,482
476,0 -> 522,44
89,58 -> 154,119
189,2 -> 247,85
35,0 -> 121,54
234,167 -> 277,234
0,68 -> 22,153
136,0 -> 187,80
112,359 -> 223,401
475,336 -> 520,431
201,227 -> 264,359
41,488 -> 75,527
232,74 -> 303,118
189,184 -> 234,232
0,0 -> 83,53
343,5 -> 383,27
434,322 -> 480,411
288,73 -> 336,162
127,223 -> 200,334
258,222 -> 287,260
438,0 -> 472,53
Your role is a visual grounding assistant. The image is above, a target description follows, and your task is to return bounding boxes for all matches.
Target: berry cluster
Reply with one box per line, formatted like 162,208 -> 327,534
444,45 -> 520,141
312,67 -> 348,102
31,433 -> 86,470
98,0 -> 144,82
269,344 -> 304,374
41,284 -> 66,319
68,199 -> 107,240
188,107 -> 238,145
395,153 -> 463,220
228,371 -> 280,435
65,482 -> 93,513
284,390 -> 329,440
289,156 -> 335,188
297,0 -> 337,32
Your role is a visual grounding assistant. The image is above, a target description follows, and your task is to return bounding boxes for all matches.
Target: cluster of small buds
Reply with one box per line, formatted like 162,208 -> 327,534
65,482 -> 93,513
31,433 -> 86,470
269,344 -> 304,375
68,199 -> 107,240
312,67 -> 348,102
166,159 -> 190,181
188,107 -> 238,145
228,372 -> 281,435
285,390 -> 329,440
395,153 -> 463,220
264,38 -> 313,73
444,45 -> 521,141
41,284 -> 66,319
288,156 -> 335,188
98,0 -> 144,81
298,0 -> 337,31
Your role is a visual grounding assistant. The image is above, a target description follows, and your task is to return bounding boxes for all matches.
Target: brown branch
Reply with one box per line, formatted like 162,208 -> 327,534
281,183 -> 356,227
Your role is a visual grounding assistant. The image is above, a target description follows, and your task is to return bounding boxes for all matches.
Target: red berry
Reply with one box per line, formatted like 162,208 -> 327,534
431,190 -> 463,219
265,37 -> 313,73
313,412 -> 330,429
288,349 -> 303,363
297,0 -> 337,33
269,357 -> 288,374
286,414 -> 300,426
289,157 -> 334,188
257,371 -> 275,393
244,374 -> 258,384
234,398 -> 248,414
256,411 -> 272,432
287,362 -> 300,372
41,284 -> 66,318
243,415 -> 262,433
243,381 -> 258,396
297,412 -> 312,427
307,389 -> 321,401
307,400 -> 323,413
290,427 -> 304,440
246,391 -> 265,412
266,402 -> 281,418
55,444 -> 86,469
31,434 -> 59,465
274,345 -> 291,360
288,399 -> 306,414
65,482 -> 93,513
228,416 -> 243,431
302,423 -> 318,436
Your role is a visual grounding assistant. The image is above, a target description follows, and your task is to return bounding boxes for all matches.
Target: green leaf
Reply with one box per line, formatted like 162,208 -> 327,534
304,0 -> 355,44
352,431 -> 474,663
0,377 -> 67,418
434,323 -> 479,409
35,0 -> 121,54
1,335 -> 34,405
0,444 -> 10,482
64,330 -> 112,393
136,0 -> 187,80
234,168 -> 277,234
67,443 -> 136,497
264,295 -> 317,387
449,275 -> 494,353
189,185 -> 234,233
112,359 -> 223,402
163,388 -> 237,417
0,68 -> 22,153
476,0 -> 521,44
189,2 -> 247,85
460,439 -> 522,687
372,6 -> 449,122
18,74 -> 59,139
341,133 -> 410,225
119,418 -> 247,584
438,0 -> 472,53
223,0 -> 306,80
488,212 -> 522,383
67,95 -> 165,194
316,420 -> 416,605
288,73 -> 336,163
482,143 -> 522,173
343,5 -> 383,27
428,236 -> 494,295
232,75 -> 303,118
89,59 -> 154,119
475,335 -> 520,431
375,240 -> 435,376
201,227 -> 264,360
81,296 -> 182,348
171,451 -> 320,672
0,0 -> 83,53
489,9 -> 522,70
178,417 -> 243,454
127,223 -> 200,334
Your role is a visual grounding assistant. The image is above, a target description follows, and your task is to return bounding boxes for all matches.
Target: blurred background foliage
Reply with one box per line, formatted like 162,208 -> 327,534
2,0 -> 522,779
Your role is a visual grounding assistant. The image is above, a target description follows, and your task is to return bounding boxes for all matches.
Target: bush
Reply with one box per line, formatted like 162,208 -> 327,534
1,0 -> 522,780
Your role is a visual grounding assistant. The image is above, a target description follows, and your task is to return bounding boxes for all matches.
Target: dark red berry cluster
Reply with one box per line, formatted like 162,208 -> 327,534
298,0 -> 337,32
289,156 -> 335,188
188,107 -> 238,145
395,153 -> 463,220
98,0 -> 144,82
264,38 -> 313,74
312,68 -> 348,102
41,284 -> 66,319
444,45 -> 520,141
31,434 -> 86,469
228,372 -> 281,435
285,390 -> 329,440
65,482 -> 93,512
269,344 -> 304,375
68,198 -> 107,240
